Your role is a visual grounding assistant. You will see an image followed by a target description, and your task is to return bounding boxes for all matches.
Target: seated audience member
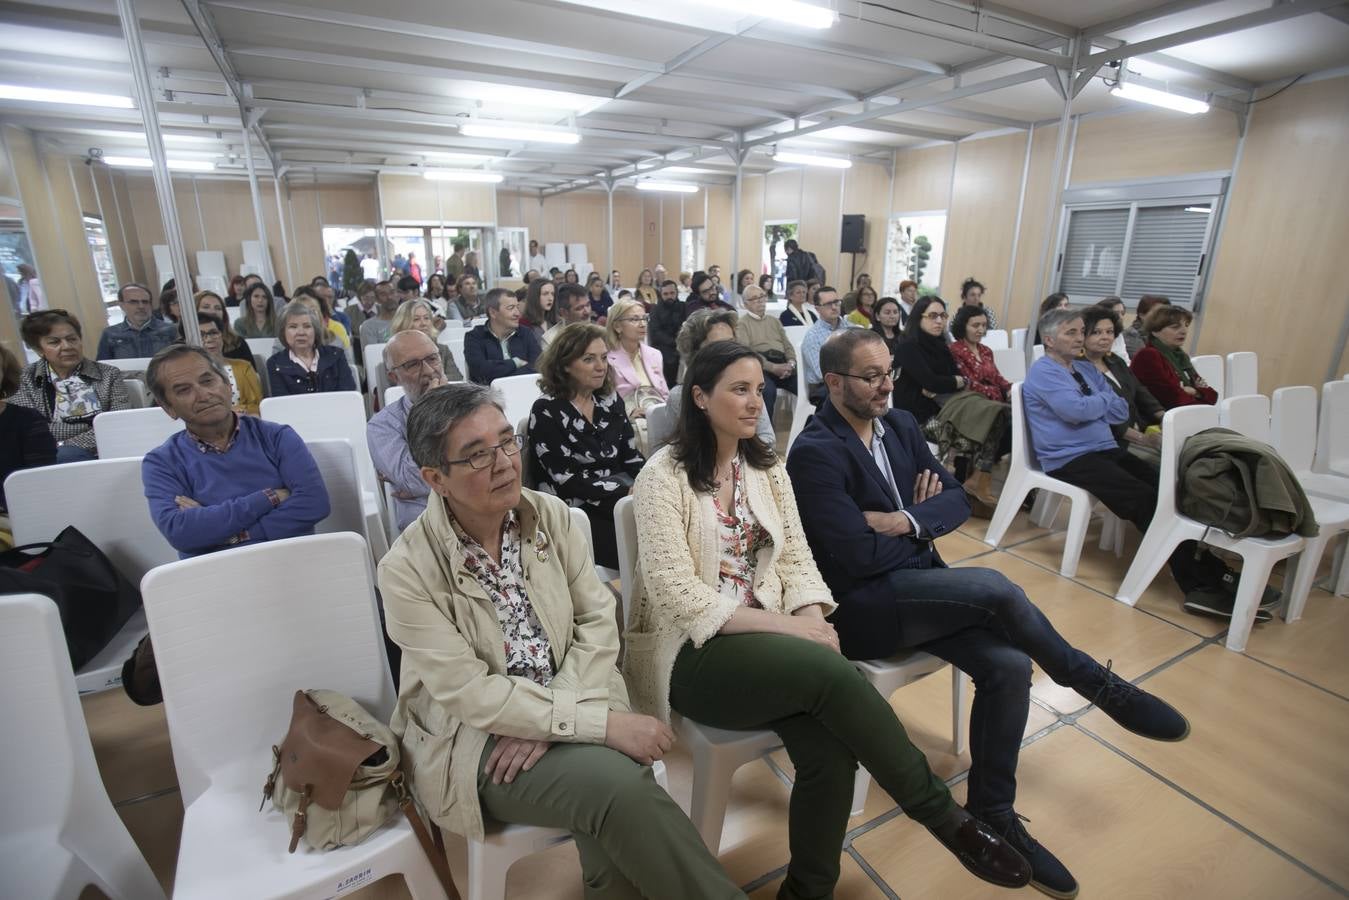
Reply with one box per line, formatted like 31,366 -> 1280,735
454,273 -> 485,320
368,331 -> 447,533
1129,305 -> 1217,409
543,282 -> 594,348
757,273 -> 775,299
344,279 -> 378,335
158,286 -> 181,324
463,250 -> 481,283
529,324 -> 644,569
779,279 -> 817,327
97,283 -> 178,359
396,274 -> 421,305
194,291 -> 254,369
871,296 -> 904,372
312,280 -> 353,337
1122,294 -> 1169,358
359,279 -> 402,350
1081,306 -> 1164,465
648,280 -> 687,387
465,288 -> 542,385
586,273 -> 614,323
894,296 -> 1009,506
844,285 -> 878,327
734,283 -> 796,414
14,309 -> 130,463
551,267 -> 566,287
734,269 -> 756,308
191,313 -> 262,416
957,278 -> 997,329
800,286 -> 851,406
949,304 -> 1011,403
606,298 -> 668,414
623,340 -> 1031,899
634,268 -> 659,306
234,282 -> 278,339
896,279 -> 918,324
0,343 -> 57,509
786,328 -> 1189,899
1031,293 -> 1069,345
842,272 -> 872,314
1023,308 -> 1251,619
659,310 -> 775,452
227,274 -> 247,307
1096,295 -> 1126,323
521,277 -> 557,342
142,345 -> 329,559
423,273 -> 448,308
266,301 -> 357,396
379,383 -> 742,900
685,271 -> 734,316
391,299 -> 464,382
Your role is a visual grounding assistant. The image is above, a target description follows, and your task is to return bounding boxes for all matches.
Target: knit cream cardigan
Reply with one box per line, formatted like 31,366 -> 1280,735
622,446 -> 836,722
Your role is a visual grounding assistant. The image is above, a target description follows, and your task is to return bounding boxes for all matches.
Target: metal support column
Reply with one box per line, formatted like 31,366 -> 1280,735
272,172 -> 294,291
730,145 -> 744,276
241,121 -> 274,285
604,176 -> 616,283
116,0 -> 199,344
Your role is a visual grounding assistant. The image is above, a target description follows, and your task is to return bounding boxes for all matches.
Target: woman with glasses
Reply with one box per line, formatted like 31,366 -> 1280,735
194,290 -> 255,369
13,309 -> 131,462
189,313 -> 263,415
894,297 -> 1009,507
392,298 -> 465,381
527,323 -> 645,569
605,298 -> 669,454
266,301 -> 356,396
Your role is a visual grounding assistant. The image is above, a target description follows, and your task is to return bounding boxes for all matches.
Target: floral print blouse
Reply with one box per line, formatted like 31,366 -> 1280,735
713,457 -> 775,609
449,508 -> 554,687
949,339 -> 1011,403
528,393 -> 645,511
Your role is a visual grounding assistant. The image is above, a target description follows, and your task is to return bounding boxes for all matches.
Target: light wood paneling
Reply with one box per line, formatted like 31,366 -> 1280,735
1006,121 -> 1063,330
1070,107 -> 1239,186
642,194 -> 661,272
1198,76 -> 1349,393
799,169 -> 842,284
889,144 -> 953,213
704,185 -> 733,273
612,191 -> 644,284
841,161 -> 891,293
681,187 -> 705,228
736,174 -> 765,277
763,169 -> 802,222
661,193 -> 681,274
940,133 -> 1027,317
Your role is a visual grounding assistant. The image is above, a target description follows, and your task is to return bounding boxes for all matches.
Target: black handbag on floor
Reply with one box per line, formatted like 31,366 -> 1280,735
0,525 -> 142,670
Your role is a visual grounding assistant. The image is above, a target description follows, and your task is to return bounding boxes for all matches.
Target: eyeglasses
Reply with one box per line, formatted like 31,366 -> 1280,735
1070,370 -> 1093,396
617,315 -> 649,325
394,352 -> 442,375
922,312 -> 950,321
817,299 -> 842,309
831,371 -> 892,390
444,434 -> 525,470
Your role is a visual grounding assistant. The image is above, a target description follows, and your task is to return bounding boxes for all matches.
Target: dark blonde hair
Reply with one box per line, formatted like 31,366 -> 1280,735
535,323 -> 613,400
1143,304 -> 1193,334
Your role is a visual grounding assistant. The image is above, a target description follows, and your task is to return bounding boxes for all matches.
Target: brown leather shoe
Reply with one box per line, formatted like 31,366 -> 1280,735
928,805 -> 1032,888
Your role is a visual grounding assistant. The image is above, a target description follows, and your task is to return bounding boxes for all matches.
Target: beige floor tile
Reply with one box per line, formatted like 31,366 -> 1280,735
116,789 -> 182,895
1080,644 -> 1349,889
935,530 -> 996,564
747,852 -> 886,898
957,508 -> 1050,546
81,690 -> 178,804
1242,588 -> 1349,697
954,553 -> 1204,714
853,727 -> 1337,899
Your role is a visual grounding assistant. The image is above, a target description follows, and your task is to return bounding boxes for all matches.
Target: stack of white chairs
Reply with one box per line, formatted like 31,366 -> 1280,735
5,457 -> 177,693
195,250 -> 228,296
92,407 -> 185,459
240,240 -> 267,278
981,329 -> 1009,349
0,593 -> 166,899
1190,354 -> 1225,401
1113,404 -> 1305,652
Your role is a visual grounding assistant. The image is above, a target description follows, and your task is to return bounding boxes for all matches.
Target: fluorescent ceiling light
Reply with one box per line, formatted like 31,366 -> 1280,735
460,121 -> 580,144
103,156 -> 216,172
0,84 -> 135,109
637,181 -> 698,193
691,0 -> 836,29
1110,81 -> 1209,115
1184,206 -> 1212,214
422,169 -> 504,183
773,150 -> 852,169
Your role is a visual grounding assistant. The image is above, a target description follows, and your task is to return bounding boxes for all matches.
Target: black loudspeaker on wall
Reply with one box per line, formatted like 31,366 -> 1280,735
840,214 -> 865,253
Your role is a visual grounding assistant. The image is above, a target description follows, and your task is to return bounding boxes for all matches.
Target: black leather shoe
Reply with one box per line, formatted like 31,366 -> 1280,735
975,809 -> 1079,899
927,805 -> 1032,888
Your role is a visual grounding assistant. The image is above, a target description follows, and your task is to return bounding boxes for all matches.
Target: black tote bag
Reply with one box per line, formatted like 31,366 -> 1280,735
0,525 -> 143,670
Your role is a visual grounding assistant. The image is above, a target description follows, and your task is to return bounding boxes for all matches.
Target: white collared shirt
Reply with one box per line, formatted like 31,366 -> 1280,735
867,418 -> 923,539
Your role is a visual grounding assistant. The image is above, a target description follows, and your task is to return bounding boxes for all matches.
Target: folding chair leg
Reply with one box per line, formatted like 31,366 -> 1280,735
1059,495 -> 1092,577
1115,525 -> 1182,607
951,668 -> 967,756
689,749 -> 738,854
1284,533 -> 1337,624
983,475 -> 1030,549
1225,553 -> 1288,652
850,769 -> 871,817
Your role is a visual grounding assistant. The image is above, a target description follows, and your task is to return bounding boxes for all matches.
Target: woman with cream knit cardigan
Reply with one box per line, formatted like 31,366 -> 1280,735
622,341 -> 1029,900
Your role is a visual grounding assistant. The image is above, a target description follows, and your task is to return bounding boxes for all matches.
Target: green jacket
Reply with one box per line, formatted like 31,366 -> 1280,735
1178,427 -> 1318,539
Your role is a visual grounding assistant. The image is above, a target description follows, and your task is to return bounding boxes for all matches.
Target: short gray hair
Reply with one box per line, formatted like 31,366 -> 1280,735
382,328 -> 436,370
676,308 -> 739,360
146,344 -> 229,406
406,382 -> 505,470
1038,307 -> 1083,343
277,300 -> 324,348
483,287 -> 513,314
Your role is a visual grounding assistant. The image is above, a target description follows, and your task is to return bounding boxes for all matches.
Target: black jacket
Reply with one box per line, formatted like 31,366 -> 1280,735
266,345 -> 356,396
1101,352 -> 1165,438
648,299 -> 688,386
893,335 -> 961,424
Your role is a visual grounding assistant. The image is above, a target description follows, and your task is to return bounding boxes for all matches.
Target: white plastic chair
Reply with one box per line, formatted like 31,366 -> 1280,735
306,439 -> 383,560
92,407 -> 185,459
493,373 -> 542,432
246,338 -> 274,360
122,377 -> 148,409
1113,405 -> 1305,652
646,402 -> 674,451
981,329 -> 1008,349
1191,354 -> 1225,401
139,533 -> 447,900
0,594 -> 166,900
1225,352 -> 1258,398
1010,328 -> 1027,350
984,384 -> 1120,577
364,341 -> 389,410
385,385 -> 407,406
783,325 -> 812,449
438,328 -> 468,379
260,392 -> 391,561
102,356 -> 154,376
1031,344 -> 1045,361
5,458 -> 178,694
992,347 -> 1025,384
1315,379 -> 1349,478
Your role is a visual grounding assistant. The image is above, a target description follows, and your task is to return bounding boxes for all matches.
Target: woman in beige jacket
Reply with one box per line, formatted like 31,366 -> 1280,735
622,341 -> 1029,900
378,382 -> 745,899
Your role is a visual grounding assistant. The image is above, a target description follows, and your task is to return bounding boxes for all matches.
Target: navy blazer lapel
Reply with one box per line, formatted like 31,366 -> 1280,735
879,412 -> 917,507
819,401 -> 899,512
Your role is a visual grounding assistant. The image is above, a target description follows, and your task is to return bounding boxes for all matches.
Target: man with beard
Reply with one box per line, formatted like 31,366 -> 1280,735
367,330 -> 449,533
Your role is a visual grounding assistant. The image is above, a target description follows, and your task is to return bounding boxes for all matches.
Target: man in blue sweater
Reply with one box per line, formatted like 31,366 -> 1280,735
142,345 -> 330,558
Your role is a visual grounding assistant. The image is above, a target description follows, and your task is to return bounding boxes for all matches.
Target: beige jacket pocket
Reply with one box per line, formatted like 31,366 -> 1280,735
400,714 -> 457,823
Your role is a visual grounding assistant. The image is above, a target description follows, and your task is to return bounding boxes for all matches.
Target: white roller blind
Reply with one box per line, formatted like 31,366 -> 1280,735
1120,205 -> 1211,305
1058,208 -> 1129,300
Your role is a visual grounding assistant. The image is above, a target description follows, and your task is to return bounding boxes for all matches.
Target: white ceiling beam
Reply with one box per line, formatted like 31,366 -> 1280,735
614,30 -> 741,99
738,25 -> 952,75
918,103 -> 1034,128
817,116 -> 967,142
829,4 -> 1070,68
1081,0 -> 1237,40
674,67 -> 863,102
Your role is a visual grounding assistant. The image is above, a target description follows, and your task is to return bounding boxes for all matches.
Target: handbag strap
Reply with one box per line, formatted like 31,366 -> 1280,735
394,772 -> 461,900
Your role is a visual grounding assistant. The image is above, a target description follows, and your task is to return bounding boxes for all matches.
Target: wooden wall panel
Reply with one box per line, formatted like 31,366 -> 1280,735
1005,122 -> 1063,330
1070,108 -> 1239,186
660,194 -> 681,274
612,191 -> 644,283
705,185 -> 733,275
681,187 -> 706,228
799,169 -> 843,285
941,133 -> 1027,319
841,161 -> 892,293
1197,76 -> 1349,393
642,195 -> 661,274
890,144 -> 954,213
763,169 -> 802,222
285,185 -> 325,284
736,174 -> 765,277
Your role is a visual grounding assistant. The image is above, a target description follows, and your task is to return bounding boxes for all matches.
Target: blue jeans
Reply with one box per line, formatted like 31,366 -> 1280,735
859,565 -> 1098,817
56,443 -> 96,464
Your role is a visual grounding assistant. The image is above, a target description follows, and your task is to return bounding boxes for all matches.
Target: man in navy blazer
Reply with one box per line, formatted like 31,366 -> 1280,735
786,328 -> 1190,900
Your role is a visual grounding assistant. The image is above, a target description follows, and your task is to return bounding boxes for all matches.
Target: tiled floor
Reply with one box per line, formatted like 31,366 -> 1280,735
83,513 -> 1349,899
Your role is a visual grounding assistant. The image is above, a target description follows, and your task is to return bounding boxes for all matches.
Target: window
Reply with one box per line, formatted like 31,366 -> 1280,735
763,221 -> 797,295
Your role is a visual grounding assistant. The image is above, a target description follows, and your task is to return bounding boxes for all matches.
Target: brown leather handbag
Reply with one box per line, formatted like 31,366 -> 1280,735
262,690 -> 461,899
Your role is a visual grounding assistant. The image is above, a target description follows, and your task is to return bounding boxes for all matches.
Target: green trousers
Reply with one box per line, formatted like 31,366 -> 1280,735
670,633 -> 954,900
477,739 -> 746,900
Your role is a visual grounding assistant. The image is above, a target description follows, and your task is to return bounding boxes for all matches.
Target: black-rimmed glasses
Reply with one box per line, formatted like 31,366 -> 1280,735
393,353 -> 442,375
830,371 -> 892,390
